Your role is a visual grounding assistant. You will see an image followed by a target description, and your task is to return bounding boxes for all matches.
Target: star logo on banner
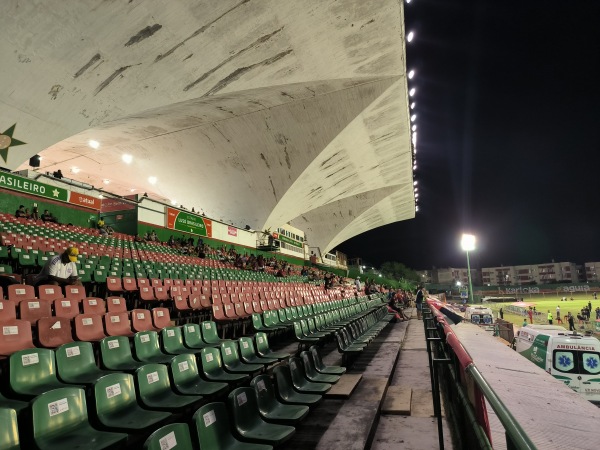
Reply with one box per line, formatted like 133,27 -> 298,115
0,124 -> 27,163
52,189 -> 60,197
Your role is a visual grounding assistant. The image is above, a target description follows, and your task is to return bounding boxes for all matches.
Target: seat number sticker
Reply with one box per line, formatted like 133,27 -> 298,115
107,339 -> 120,349
188,326 -> 195,333
66,346 -> 80,357
82,318 -> 93,326
203,410 -> 216,427
61,301 -> 71,307
178,361 -> 189,372
242,341 -> 249,349
28,301 -> 40,309
167,329 -> 175,337
89,299 -> 97,305
22,353 -> 39,366
147,371 -> 159,384
137,313 -> 145,320
111,315 -> 120,323
157,311 -> 164,317
224,347 -> 232,356
159,431 -> 177,450
237,392 -> 247,406
257,337 -> 264,343
256,380 -> 266,391
3,326 -> 18,335
48,398 -> 69,416
205,353 -> 214,362
44,288 -> 54,294
140,334 -> 150,343
106,383 -> 122,398
112,298 -> 121,304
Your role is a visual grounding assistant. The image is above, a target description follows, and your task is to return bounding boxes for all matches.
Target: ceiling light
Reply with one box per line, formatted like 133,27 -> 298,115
411,114 -> 417,122
407,31 -> 414,43
409,88 -> 416,97
416,206 -> 419,212
122,154 -> 133,164
414,180 -> 418,185
171,200 -> 177,205
412,124 -> 417,131
413,165 -> 417,170
71,167 -> 80,174
148,176 -> 157,185
88,140 -> 100,149
408,70 -> 415,79
103,179 -> 110,185
410,102 -> 416,109
130,188 -> 136,192
98,194 -> 104,199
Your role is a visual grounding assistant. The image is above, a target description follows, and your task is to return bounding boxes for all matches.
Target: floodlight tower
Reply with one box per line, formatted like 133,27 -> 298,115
461,234 -> 476,304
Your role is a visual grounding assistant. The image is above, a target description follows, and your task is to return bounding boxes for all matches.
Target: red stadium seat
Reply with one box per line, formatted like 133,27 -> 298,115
122,277 -> 138,293
154,286 -> 169,302
139,286 -> 157,303
0,300 -> 17,321
152,307 -> 171,330
37,284 -> 65,301
104,312 -> 134,337
8,284 -> 36,302
82,297 -> 107,315
131,309 -> 157,332
37,317 -> 74,348
74,313 -> 106,341
106,276 -> 124,295
19,299 -> 52,323
64,285 -> 86,302
106,296 -> 127,313
0,319 -> 34,356
53,299 -> 80,319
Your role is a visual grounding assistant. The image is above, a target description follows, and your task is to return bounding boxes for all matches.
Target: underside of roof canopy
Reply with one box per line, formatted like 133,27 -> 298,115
1,0 -> 415,255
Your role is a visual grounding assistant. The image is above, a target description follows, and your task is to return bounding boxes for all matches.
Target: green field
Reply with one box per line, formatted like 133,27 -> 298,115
481,293 -> 599,332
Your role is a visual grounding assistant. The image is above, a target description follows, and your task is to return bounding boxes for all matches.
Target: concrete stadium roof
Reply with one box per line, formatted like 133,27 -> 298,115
0,0 -> 415,254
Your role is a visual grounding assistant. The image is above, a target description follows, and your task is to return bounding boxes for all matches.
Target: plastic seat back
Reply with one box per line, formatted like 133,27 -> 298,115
106,276 -> 124,293
193,402 -> 241,449
220,341 -> 243,369
56,341 -> 107,383
53,298 -> 80,319
132,309 -> 155,332
183,323 -> 206,349
37,284 -> 64,301
143,423 -> 194,450
0,299 -> 17,321
64,285 -> 86,302
0,407 -> 19,450
228,387 -> 263,433
9,348 -> 62,396
161,326 -> 186,355
74,313 -> 106,341
135,363 -> 172,401
100,336 -> 142,371
170,353 -> 202,388
152,307 -> 170,330
239,336 -> 262,363
19,299 -> 52,323
106,296 -> 127,313
134,331 -> 164,362
82,297 -> 106,315
199,347 -> 224,378
0,319 -> 34,356
37,317 -> 73,348
8,284 -> 35,302
201,321 -> 222,345
104,312 -> 133,336
93,372 -> 142,423
250,374 -> 280,415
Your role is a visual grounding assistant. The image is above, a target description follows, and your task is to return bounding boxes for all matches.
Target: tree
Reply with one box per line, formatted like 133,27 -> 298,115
380,261 -> 420,283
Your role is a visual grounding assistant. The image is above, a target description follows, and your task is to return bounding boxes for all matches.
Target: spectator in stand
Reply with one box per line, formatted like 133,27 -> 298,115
167,235 -> 175,247
41,209 -> 56,222
568,312 -> 576,331
97,217 -> 106,230
355,277 -> 361,293
134,234 -> 143,242
15,205 -> 26,218
31,206 -> 39,221
33,247 -> 82,287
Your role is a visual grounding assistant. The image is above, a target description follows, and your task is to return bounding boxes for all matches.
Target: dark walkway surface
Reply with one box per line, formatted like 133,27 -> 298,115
278,310 -> 453,450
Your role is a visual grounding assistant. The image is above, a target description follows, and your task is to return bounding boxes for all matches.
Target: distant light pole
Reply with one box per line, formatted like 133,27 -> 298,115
461,234 -> 476,304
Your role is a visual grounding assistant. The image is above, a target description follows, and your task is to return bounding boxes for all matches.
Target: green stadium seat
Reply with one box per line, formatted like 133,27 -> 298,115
220,341 -> 264,376
99,336 -> 144,372
55,341 -> 113,384
201,321 -> 232,347
0,392 -> 28,413
143,423 -> 194,450
169,353 -> 229,397
238,337 -> 278,366
299,351 -> 340,384
309,345 -> 346,375
250,375 -> 309,424
135,363 -> 203,412
161,326 -> 193,355
227,387 -> 295,446
287,357 -> 331,394
182,323 -> 211,350
93,372 -> 170,431
193,402 -> 272,450
272,366 -> 322,406
9,348 -> 71,398
254,332 -> 290,361
134,331 -> 175,364
199,348 -> 249,384
0,407 -> 19,450
32,387 -> 128,449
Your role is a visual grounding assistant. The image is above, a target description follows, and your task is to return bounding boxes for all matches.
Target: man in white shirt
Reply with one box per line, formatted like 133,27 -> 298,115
33,247 -> 81,287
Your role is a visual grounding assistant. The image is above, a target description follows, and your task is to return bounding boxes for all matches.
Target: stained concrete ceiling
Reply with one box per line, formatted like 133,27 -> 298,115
0,0 -> 415,255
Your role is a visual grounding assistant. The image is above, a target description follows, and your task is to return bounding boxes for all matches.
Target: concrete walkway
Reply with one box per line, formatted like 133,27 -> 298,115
370,315 -> 454,450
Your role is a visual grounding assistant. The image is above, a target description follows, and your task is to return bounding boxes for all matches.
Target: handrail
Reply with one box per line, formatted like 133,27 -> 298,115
466,364 -> 536,450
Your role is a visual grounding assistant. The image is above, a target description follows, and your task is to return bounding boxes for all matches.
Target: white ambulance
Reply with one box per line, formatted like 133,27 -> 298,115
464,306 -> 494,331
512,324 -> 600,404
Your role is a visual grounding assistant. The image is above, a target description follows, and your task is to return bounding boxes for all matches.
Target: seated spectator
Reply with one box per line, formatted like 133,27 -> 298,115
15,205 -> 26,218
97,217 -> 105,229
33,247 -> 82,287
134,234 -> 143,242
41,209 -> 56,222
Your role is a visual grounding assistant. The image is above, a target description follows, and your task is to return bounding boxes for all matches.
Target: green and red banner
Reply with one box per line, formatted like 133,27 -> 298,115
0,172 -> 99,210
166,207 -> 212,237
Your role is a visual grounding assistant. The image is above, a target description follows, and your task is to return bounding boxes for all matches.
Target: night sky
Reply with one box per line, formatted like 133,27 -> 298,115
338,0 -> 600,271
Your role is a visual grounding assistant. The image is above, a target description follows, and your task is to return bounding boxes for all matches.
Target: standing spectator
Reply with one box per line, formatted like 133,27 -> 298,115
31,206 -> 39,221
596,307 -> 600,320
568,312 -> 576,331
415,285 -> 424,320
528,307 -> 534,324
499,307 -> 504,320
547,310 -> 553,325
556,305 -> 562,324
355,277 -> 361,293
15,205 -> 26,218
588,301 -> 592,315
